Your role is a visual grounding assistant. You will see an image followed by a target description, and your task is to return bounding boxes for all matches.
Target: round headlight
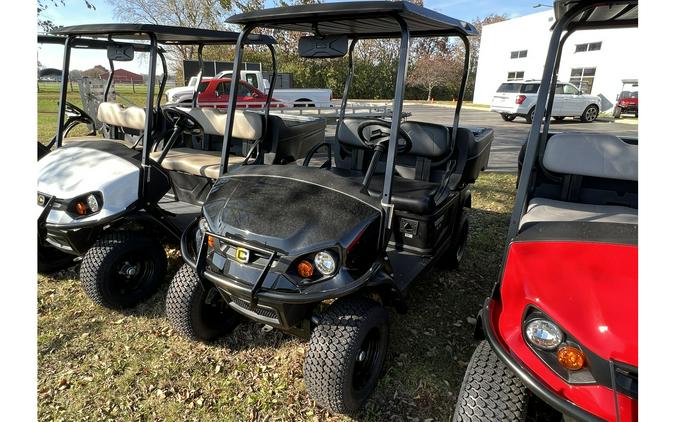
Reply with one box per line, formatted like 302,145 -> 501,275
86,194 -> 100,213
314,251 -> 337,276
525,319 -> 563,350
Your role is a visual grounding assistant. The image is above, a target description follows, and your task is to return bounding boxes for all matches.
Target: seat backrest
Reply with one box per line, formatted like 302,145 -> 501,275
176,107 -> 263,140
543,133 -> 638,181
97,102 -> 146,131
399,121 -> 452,160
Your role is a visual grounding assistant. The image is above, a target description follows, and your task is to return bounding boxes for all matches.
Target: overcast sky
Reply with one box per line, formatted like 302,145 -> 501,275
38,0 -> 550,73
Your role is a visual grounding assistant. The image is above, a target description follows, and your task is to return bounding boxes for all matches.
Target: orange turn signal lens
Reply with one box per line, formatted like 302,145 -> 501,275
297,260 -> 314,278
74,201 -> 88,215
557,345 -> 585,370
207,235 -> 215,248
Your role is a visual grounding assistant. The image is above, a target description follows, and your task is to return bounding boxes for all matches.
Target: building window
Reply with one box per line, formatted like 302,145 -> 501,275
570,67 -> 596,94
510,50 -> 528,59
507,71 -> 524,81
575,42 -> 602,53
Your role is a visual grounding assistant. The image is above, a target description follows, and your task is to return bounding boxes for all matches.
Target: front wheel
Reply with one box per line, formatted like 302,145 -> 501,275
581,104 -> 599,123
500,113 -> 516,122
613,107 -> 622,119
166,264 -> 240,341
304,297 -> 390,414
453,340 -> 529,422
80,231 -> 167,309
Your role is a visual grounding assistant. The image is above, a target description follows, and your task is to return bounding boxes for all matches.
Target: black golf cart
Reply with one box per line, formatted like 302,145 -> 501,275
166,1 -> 494,413
38,24 -> 326,308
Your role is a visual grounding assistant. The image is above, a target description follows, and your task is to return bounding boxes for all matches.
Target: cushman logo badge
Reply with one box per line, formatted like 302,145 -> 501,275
235,247 -> 250,264
38,194 -> 46,206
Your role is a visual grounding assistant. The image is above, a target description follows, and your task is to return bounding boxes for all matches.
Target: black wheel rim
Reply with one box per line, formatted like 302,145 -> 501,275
113,251 -> 156,297
352,327 -> 383,392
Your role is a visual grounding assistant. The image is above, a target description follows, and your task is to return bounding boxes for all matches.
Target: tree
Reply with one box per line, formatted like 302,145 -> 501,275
408,54 -> 455,101
38,0 -> 96,32
82,65 -> 108,79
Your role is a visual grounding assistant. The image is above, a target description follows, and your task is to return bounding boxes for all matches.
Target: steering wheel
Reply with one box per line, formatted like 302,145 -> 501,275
64,102 -> 89,119
357,121 -> 412,154
162,106 -> 202,132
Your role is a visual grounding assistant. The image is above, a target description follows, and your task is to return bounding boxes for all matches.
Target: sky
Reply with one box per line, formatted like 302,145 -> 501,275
38,0 -> 551,72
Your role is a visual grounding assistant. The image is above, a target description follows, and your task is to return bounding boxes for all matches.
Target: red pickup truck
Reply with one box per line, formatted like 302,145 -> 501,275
196,78 -> 284,109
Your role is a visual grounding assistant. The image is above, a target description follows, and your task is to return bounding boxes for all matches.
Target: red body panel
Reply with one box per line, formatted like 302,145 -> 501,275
618,98 -> 638,107
196,78 -> 283,109
493,240 -> 637,422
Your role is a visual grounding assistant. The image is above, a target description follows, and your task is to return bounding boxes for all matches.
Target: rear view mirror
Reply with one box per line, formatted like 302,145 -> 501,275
107,44 -> 134,62
299,35 -> 349,58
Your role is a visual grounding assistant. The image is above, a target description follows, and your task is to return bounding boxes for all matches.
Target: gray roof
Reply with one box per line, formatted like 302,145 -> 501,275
554,0 -> 638,29
52,23 -> 276,45
226,1 -> 478,39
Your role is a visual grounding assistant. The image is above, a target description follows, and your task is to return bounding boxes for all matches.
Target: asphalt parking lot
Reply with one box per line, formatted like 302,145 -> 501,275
400,104 -> 638,172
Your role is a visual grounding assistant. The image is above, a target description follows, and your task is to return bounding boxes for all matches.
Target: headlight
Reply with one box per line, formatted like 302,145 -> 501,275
314,250 -> 337,276
525,319 -> 563,350
68,192 -> 103,217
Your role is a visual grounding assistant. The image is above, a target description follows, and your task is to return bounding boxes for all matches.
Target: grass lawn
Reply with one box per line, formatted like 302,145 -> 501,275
37,172 -> 517,421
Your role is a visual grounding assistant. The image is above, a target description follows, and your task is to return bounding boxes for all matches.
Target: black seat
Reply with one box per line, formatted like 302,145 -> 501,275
366,174 -> 442,214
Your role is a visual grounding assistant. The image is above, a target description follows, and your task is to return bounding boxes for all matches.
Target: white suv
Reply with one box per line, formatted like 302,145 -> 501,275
490,81 -> 601,123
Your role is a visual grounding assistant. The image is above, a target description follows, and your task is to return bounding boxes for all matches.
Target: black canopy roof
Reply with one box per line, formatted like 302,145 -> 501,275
38,34 -> 165,52
52,23 -> 276,45
226,1 -> 478,39
554,0 -> 638,30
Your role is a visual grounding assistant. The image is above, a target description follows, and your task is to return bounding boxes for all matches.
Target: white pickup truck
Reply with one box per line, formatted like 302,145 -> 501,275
165,70 -> 333,107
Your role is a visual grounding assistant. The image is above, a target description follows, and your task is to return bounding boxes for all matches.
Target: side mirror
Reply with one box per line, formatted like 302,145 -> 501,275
299,35 -> 349,58
107,44 -> 134,61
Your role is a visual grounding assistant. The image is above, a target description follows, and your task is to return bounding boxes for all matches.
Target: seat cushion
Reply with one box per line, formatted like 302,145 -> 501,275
520,197 -> 638,228
97,102 -> 146,130
149,148 -> 245,178
366,174 -> 439,214
176,107 -> 263,140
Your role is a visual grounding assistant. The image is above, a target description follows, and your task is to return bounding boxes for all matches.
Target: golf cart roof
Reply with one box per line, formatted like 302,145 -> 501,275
554,0 -> 638,30
38,34 -> 166,53
226,1 -> 478,39
52,23 -> 276,45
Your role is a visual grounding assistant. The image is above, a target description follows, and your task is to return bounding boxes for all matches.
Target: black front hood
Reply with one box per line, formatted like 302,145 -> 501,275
202,166 -> 381,255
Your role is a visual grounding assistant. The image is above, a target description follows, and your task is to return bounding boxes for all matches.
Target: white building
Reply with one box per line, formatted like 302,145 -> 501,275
473,9 -> 638,111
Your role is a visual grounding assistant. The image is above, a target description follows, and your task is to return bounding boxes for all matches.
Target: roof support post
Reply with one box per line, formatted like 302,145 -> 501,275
452,34 -> 470,148
219,25 -> 254,176
140,32 -> 158,200
335,38 -> 358,140
54,35 -> 73,149
380,17 -> 410,235
192,44 -> 205,108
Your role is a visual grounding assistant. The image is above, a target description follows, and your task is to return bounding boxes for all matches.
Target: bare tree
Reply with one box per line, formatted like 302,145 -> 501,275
408,54 -> 454,101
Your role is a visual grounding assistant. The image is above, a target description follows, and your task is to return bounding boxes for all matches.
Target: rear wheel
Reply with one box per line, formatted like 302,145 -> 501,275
294,98 -> 314,108
304,297 -> 389,414
580,104 -> 599,123
500,113 -> 516,122
453,340 -> 529,422
166,264 -> 240,341
80,231 -> 167,309
442,212 -> 469,270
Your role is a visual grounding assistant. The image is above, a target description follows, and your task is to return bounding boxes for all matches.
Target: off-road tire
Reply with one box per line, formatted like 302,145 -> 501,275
80,231 -> 166,309
580,104 -> 599,123
38,243 -> 76,275
553,116 -> 565,121
453,340 -> 529,422
166,264 -> 240,341
525,108 -> 536,124
500,113 -> 516,122
304,297 -> 390,414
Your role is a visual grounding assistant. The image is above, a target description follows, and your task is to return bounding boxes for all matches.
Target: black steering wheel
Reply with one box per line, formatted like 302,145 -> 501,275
357,121 -> 412,154
64,102 -> 89,119
162,106 -> 202,132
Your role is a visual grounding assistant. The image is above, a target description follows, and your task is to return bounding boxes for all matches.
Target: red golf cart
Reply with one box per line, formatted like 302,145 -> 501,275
613,79 -> 638,118
454,1 -> 638,421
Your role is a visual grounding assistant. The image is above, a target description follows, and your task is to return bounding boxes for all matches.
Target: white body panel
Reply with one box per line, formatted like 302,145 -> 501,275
37,144 -> 140,225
